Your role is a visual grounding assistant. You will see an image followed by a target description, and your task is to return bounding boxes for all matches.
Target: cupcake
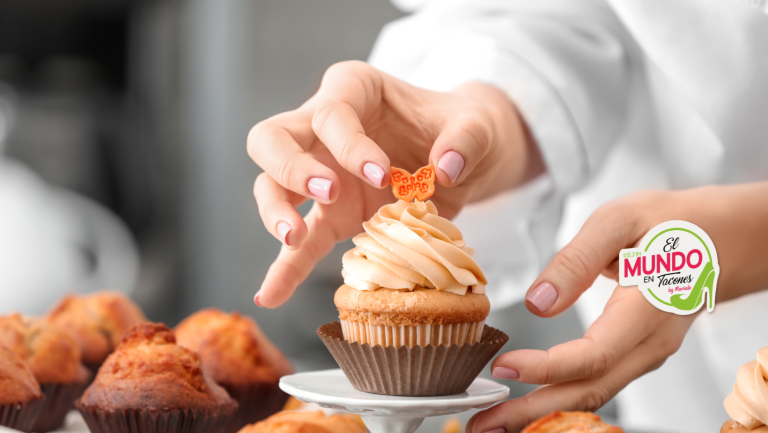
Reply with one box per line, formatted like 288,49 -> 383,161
319,187 -> 507,396
236,411 -> 367,433
0,344 -> 45,432
722,347 -> 768,432
0,313 -> 91,432
76,322 -> 238,433
338,199 -> 490,345
522,411 -> 625,433
46,290 -> 147,371
175,309 -> 293,433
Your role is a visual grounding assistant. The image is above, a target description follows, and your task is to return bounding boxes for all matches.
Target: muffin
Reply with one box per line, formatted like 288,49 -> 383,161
0,313 -> 91,432
319,199 -> 507,396
236,411 -> 367,433
0,344 -> 45,432
522,411 -> 625,433
46,290 -> 147,371
175,309 -> 293,433
76,322 -> 238,433
722,347 -> 768,431
337,199 -> 490,345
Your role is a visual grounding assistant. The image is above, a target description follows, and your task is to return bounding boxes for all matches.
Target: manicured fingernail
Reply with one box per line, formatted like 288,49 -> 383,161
437,150 -> 464,183
307,177 -> 332,200
526,282 -> 558,313
363,162 -> 385,187
492,367 -> 520,380
254,291 -> 264,308
277,221 -> 292,246
483,429 -> 506,433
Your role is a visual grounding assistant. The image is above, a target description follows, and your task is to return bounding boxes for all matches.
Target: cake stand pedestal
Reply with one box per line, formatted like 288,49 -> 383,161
279,369 -> 509,433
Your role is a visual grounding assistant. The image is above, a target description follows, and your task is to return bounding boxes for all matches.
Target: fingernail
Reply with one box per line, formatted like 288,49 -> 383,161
254,291 -> 264,308
307,177 -> 332,200
277,221 -> 292,246
437,150 -> 464,183
526,282 -> 558,313
483,429 -> 506,433
492,367 -> 520,380
363,162 -> 385,187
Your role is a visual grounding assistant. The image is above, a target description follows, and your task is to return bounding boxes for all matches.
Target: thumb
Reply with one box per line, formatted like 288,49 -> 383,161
526,201 -> 648,317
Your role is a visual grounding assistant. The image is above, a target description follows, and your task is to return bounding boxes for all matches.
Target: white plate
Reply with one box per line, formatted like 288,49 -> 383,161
280,369 -> 509,433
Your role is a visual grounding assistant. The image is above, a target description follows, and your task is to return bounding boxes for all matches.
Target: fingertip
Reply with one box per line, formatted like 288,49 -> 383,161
525,282 -> 559,316
436,150 -> 465,185
275,218 -> 308,250
363,162 -> 388,188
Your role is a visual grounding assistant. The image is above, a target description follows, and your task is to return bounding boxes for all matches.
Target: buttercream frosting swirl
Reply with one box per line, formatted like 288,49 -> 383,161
341,200 -> 486,296
724,347 -> 768,429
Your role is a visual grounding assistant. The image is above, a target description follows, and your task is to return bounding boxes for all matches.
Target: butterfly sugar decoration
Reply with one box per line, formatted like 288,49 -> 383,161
390,165 -> 436,202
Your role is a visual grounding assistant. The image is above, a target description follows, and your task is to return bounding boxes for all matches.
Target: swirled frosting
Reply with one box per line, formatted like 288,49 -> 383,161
341,200 -> 486,296
724,347 -> 768,429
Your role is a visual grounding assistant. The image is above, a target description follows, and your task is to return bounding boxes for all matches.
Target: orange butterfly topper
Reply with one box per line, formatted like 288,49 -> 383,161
390,165 -> 436,202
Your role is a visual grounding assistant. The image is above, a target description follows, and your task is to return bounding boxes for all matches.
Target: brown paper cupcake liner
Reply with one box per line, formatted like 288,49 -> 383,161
340,320 -> 485,348
318,321 -> 508,396
0,395 -> 46,432
76,404 -> 237,433
220,381 -> 290,433
32,380 -> 92,432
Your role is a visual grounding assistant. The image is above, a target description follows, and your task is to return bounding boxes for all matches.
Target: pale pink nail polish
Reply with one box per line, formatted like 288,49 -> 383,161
277,221 -> 292,246
254,291 -> 264,307
437,150 -> 465,183
483,428 -> 506,433
492,367 -> 520,380
363,162 -> 385,187
307,177 -> 332,200
526,282 -> 558,313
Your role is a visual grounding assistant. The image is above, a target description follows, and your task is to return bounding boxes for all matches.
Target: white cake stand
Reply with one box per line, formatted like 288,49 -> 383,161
279,369 -> 509,433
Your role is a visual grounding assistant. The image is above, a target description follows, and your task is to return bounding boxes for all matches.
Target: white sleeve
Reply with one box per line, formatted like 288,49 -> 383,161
369,0 -> 637,194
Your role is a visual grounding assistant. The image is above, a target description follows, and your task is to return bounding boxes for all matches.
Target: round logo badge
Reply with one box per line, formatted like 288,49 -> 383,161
619,220 -> 719,315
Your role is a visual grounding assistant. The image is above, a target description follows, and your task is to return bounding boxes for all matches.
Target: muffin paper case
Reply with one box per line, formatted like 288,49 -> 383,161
76,404 -> 238,433
340,320 -> 486,348
318,321 -> 508,396
0,395 -> 46,432
32,378 -> 92,432
219,381 -> 289,433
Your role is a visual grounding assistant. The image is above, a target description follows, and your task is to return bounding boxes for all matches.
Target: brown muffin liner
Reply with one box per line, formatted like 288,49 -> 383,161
76,404 -> 237,433
32,380 -> 92,432
318,321 -> 509,396
219,381 -> 290,433
0,395 -> 46,432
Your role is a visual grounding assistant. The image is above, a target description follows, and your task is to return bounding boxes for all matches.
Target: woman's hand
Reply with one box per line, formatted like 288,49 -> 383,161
248,61 -> 543,308
467,285 -> 695,433
467,183 -> 768,432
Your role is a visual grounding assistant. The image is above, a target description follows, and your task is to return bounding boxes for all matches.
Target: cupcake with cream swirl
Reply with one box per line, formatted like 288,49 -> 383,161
722,347 -> 768,432
336,199 -> 490,348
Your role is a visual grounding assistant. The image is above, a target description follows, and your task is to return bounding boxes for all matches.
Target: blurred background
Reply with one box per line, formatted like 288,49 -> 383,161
0,0 -> 594,420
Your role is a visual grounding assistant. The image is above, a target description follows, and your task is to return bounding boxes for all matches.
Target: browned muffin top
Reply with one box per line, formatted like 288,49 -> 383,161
334,285 -> 490,326
522,411 -> 625,433
0,344 -> 42,406
237,411 -> 367,433
78,322 -> 238,413
0,313 -> 89,384
46,291 -> 146,367
175,308 -> 293,384
721,420 -> 768,432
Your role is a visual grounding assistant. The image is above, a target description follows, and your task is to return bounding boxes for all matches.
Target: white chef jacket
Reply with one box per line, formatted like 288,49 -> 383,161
368,1 -> 768,431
